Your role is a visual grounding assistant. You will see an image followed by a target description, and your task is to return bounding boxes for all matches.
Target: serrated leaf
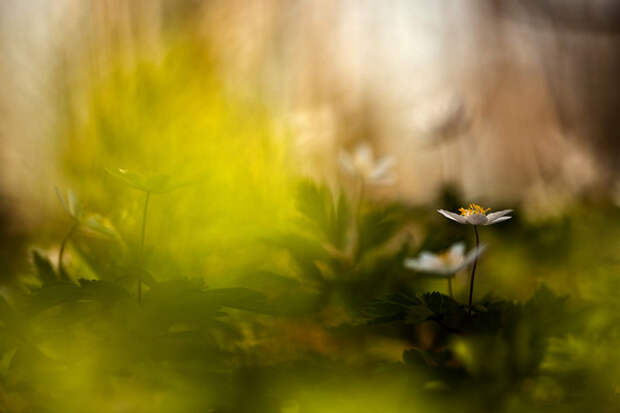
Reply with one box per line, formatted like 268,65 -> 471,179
77,279 -> 131,302
23,283 -> 82,315
365,293 -> 419,322
406,304 -> 434,324
421,291 -> 459,315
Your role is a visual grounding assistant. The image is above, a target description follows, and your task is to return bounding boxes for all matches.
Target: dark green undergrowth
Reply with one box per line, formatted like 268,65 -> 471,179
0,179 -> 618,413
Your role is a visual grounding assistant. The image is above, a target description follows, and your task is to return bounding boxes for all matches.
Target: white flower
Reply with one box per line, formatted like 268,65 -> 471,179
404,242 -> 487,276
437,203 -> 512,226
339,142 -> 394,184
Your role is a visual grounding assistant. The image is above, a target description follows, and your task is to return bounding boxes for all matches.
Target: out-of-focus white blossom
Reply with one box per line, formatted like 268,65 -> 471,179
339,142 -> 395,185
404,242 -> 487,276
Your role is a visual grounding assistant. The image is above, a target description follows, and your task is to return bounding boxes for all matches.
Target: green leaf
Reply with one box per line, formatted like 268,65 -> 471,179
236,271 -> 302,292
23,283 -> 82,315
82,214 -> 121,240
358,205 -> 404,255
406,304 -> 435,324
77,279 -> 131,303
106,168 -> 149,191
329,191 -> 350,249
294,181 -> 351,248
106,168 -> 185,194
144,280 -> 222,325
420,291 -> 460,315
32,250 -> 58,285
202,288 -> 272,313
0,348 -> 17,377
295,180 -> 331,230
55,187 -> 82,219
270,234 -> 327,284
365,293 -> 419,323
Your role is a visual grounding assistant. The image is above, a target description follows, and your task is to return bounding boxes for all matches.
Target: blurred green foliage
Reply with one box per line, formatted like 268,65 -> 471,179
0,42 -> 619,413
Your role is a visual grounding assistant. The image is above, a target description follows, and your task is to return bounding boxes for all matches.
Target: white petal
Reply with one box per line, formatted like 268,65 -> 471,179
448,242 -> 465,264
354,143 -> 373,165
466,214 -> 488,225
369,157 -> 394,180
405,252 -> 442,271
486,209 -> 513,221
418,252 -> 442,269
403,258 -> 422,270
487,216 -> 512,225
404,258 -> 436,272
437,209 -> 467,224
404,258 -> 452,276
449,242 -> 465,257
453,244 -> 487,272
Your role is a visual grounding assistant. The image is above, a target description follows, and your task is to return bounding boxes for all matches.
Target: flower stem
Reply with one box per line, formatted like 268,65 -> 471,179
58,221 -> 79,278
353,178 -> 365,262
357,178 -> 365,219
138,191 -> 150,304
468,225 -> 479,315
447,278 -> 453,298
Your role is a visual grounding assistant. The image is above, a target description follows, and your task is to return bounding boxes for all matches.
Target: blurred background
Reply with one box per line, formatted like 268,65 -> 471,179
2,1 -> 620,220
0,1 -> 619,412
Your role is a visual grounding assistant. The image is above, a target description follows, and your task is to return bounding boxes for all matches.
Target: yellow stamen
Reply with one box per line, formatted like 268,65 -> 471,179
458,203 -> 491,216
438,250 -> 452,264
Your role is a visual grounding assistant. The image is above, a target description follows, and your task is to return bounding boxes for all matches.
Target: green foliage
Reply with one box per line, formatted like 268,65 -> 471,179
265,180 -> 413,317
3,32 -> 617,412
56,188 -> 120,240
3,173 -> 620,412
3,178 -> 618,413
106,168 -> 189,194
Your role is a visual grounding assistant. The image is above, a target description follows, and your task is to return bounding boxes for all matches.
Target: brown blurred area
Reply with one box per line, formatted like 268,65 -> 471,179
1,0 -> 619,230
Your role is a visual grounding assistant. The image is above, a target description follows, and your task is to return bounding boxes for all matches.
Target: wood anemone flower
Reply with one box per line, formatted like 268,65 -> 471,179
339,142 -> 394,185
437,203 -> 512,226
404,242 -> 487,277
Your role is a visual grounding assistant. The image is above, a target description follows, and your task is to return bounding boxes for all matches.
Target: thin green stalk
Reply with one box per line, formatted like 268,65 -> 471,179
357,178 -> 365,221
138,191 -> 150,304
468,225 -> 479,315
58,221 -> 79,277
353,178 -> 365,262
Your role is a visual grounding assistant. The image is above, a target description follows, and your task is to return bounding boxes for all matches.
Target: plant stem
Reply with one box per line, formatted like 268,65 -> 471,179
447,278 -> 453,298
138,191 -> 150,304
58,221 -> 79,277
352,178 -> 365,262
468,225 -> 479,315
357,178 -> 365,220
